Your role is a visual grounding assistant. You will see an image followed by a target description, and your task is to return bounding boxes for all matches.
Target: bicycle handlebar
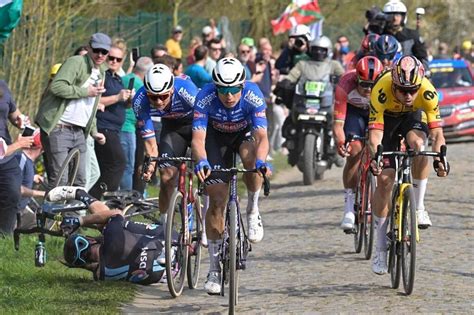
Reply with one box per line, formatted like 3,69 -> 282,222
209,166 -> 271,196
141,156 -> 194,181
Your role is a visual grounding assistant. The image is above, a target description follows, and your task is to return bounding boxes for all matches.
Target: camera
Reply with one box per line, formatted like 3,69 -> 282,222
294,38 -> 305,49
367,12 -> 390,34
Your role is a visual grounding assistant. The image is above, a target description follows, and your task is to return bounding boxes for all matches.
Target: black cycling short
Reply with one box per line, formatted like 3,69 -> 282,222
99,215 -> 172,285
158,119 -> 192,169
381,110 -> 429,169
205,126 -> 253,185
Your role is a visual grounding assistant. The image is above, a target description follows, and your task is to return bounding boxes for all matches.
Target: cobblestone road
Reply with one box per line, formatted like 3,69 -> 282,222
122,142 -> 474,314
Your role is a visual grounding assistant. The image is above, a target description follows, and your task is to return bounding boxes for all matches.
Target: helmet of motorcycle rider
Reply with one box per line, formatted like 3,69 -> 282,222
289,24 -> 312,42
374,34 -> 400,62
356,56 -> 384,82
309,36 -> 332,61
383,0 -> 408,26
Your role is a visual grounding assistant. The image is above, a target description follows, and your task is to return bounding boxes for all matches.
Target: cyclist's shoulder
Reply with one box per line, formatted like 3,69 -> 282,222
242,82 -> 266,108
371,71 -> 393,105
338,70 -> 357,87
415,78 -> 438,107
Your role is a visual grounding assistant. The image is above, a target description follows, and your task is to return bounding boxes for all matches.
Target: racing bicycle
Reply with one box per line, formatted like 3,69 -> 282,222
344,134 -> 375,259
374,142 -> 448,295
143,156 -> 203,297
210,157 -> 270,314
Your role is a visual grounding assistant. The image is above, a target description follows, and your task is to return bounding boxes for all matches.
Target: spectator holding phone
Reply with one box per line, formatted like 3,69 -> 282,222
89,44 -> 133,199
0,80 -> 34,236
35,32 -> 111,191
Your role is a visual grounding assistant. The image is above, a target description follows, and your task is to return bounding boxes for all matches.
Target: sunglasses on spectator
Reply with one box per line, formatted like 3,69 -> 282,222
92,48 -> 109,55
210,47 -> 222,51
216,85 -> 243,95
147,92 -> 171,102
108,56 -> 123,62
357,78 -> 374,89
395,86 -> 420,95
240,50 -> 250,54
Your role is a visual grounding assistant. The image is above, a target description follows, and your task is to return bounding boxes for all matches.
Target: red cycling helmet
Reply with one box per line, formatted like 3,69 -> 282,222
356,56 -> 384,82
361,33 -> 380,53
392,55 -> 425,89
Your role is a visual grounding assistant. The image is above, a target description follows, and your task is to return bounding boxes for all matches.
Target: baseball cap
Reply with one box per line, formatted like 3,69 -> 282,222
173,25 -> 183,33
202,26 -> 212,35
90,33 -> 112,51
241,37 -> 255,47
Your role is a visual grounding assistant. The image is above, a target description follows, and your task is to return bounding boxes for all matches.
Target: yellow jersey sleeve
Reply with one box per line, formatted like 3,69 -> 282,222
414,78 -> 442,129
368,71 -> 392,130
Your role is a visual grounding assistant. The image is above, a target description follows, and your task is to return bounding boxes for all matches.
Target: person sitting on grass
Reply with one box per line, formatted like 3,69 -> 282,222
46,186 -> 176,285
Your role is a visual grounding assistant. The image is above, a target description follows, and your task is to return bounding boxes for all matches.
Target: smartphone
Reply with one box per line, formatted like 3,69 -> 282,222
22,125 -> 36,137
132,48 -> 140,63
128,77 -> 135,90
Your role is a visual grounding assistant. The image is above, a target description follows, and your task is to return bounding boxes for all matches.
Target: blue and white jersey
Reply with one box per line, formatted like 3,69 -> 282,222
133,77 -> 198,140
192,81 -> 267,133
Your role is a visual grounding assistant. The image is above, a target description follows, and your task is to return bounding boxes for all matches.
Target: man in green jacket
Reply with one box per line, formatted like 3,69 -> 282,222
35,32 -> 111,189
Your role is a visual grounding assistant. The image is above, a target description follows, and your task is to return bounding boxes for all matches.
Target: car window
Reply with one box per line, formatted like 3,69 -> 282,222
431,67 -> 473,89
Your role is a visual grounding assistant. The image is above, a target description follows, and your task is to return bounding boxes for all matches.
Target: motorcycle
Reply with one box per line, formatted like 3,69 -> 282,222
281,80 -> 340,185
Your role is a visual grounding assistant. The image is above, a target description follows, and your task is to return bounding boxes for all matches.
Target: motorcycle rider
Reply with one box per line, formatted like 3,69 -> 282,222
275,24 -> 311,75
278,36 -> 345,168
382,0 -> 429,72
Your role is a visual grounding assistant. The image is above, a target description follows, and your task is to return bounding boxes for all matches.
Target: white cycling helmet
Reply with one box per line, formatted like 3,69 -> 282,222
289,24 -> 312,41
144,64 -> 174,95
383,0 -> 407,14
212,57 -> 246,87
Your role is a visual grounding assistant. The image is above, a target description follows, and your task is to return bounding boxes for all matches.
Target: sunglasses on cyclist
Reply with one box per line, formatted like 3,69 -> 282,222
395,85 -> 420,95
73,235 -> 90,266
108,56 -> 123,62
357,78 -> 374,89
92,48 -> 109,55
147,92 -> 171,102
216,85 -> 243,95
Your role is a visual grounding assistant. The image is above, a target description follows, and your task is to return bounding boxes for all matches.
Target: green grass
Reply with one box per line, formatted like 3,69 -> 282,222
0,235 -> 135,314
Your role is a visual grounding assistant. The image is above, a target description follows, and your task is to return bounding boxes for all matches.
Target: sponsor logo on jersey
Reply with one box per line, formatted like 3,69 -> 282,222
178,86 -> 196,105
196,93 -> 216,109
133,91 -> 147,113
139,247 -> 148,269
243,90 -> 264,107
212,120 -> 248,133
255,110 -> 266,118
193,111 -> 206,119
129,269 -> 149,283
163,111 -> 189,119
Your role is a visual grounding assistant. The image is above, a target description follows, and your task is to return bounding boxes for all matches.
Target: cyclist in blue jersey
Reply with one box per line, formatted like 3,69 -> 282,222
192,57 -> 271,295
132,64 -> 198,222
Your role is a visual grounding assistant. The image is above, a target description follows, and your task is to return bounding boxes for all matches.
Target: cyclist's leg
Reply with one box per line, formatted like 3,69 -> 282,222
341,106 -> 366,229
401,111 -> 431,228
238,131 -> 265,243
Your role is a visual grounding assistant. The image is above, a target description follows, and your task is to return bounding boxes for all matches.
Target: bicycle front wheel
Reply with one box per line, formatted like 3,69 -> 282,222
363,173 -> 375,260
166,190 -> 188,297
53,148 -> 81,187
389,186 -> 401,289
229,201 -> 238,313
401,186 -> 417,295
353,177 -> 364,253
187,190 -> 202,289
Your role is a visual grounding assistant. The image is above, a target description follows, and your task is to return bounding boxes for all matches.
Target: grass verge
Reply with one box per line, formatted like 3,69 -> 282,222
0,234 -> 135,314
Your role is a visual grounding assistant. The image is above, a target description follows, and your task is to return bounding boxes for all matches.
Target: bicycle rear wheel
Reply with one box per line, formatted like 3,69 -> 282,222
187,190 -> 202,289
166,190 -> 188,297
53,148 -> 80,187
401,186 -> 417,295
353,184 -> 364,253
229,201 -> 238,314
363,173 -> 375,260
389,187 -> 401,289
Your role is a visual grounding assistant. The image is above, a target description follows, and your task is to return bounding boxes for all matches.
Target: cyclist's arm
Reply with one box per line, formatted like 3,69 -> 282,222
429,127 -> 446,155
191,129 -> 207,162
253,128 -> 269,162
81,210 -> 123,230
368,129 -> 383,157
144,137 -> 159,158
333,83 -> 348,144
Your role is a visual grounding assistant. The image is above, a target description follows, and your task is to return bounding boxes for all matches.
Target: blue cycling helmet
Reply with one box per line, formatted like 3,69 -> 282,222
374,35 -> 400,62
63,234 -> 97,267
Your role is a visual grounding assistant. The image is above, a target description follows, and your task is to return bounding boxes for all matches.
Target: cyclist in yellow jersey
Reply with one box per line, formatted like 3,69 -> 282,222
368,55 -> 449,274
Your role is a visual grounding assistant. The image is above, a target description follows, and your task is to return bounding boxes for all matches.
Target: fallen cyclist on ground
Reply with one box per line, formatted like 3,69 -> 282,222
46,186 -> 176,285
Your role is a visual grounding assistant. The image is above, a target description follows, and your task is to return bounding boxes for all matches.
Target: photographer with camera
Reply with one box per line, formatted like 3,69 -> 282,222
381,0 -> 429,72
275,24 -> 311,75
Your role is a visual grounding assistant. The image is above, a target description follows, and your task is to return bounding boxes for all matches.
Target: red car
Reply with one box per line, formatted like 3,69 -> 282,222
430,59 -> 474,138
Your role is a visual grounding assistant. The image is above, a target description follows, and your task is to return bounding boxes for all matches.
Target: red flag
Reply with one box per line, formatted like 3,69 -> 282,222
271,0 -> 323,35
